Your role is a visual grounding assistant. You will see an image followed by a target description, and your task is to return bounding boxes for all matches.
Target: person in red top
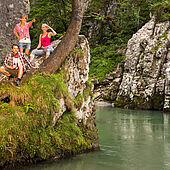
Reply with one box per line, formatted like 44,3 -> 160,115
0,44 -> 35,86
14,14 -> 35,55
30,24 -> 56,62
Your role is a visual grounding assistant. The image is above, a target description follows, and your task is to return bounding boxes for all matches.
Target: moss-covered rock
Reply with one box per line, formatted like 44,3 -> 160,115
0,35 -> 99,169
0,72 -> 99,169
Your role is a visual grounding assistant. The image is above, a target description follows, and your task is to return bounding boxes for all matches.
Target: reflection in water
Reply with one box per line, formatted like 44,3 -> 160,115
23,107 -> 170,170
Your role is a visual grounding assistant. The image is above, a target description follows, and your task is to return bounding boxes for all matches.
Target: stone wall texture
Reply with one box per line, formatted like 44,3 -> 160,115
93,17 -> 170,112
116,17 -> 170,111
0,0 -> 30,64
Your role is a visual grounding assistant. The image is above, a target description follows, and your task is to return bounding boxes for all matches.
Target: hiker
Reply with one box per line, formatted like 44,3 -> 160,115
30,24 -> 56,62
14,14 -> 35,55
0,44 -> 36,87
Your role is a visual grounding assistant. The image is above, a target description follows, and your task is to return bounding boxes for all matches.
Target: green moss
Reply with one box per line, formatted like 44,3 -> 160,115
73,92 -> 84,109
73,79 -> 93,109
73,48 -> 85,56
158,31 -> 168,39
0,72 -> 97,168
83,80 -> 93,101
115,92 -> 165,110
150,1 -> 170,22
89,45 -> 125,81
151,42 -> 163,52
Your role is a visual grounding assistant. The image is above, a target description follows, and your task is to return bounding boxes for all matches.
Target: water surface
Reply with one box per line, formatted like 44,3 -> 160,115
24,107 -> 170,170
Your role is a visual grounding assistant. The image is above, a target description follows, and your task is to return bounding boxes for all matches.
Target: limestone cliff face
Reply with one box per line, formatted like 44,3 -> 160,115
0,0 -> 30,64
51,35 -> 96,131
115,18 -> 170,111
93,18 -> 170,112
62,35 -> 93,122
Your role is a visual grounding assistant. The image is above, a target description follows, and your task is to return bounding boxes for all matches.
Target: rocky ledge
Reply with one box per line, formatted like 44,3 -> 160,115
0,35 -> 99,169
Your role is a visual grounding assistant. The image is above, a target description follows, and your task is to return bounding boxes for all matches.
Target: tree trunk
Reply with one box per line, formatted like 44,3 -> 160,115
39,0 -> 84,74
23,0 -> 84,79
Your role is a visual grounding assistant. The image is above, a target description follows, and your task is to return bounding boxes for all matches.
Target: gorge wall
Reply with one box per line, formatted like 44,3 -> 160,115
94,17 -> 170,112
0,0 -> 30,64
51,35 -> 97,130
116,17 -> 170,111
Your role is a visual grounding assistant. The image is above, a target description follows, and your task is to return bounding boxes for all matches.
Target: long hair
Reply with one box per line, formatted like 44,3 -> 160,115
20,14 -> 27,20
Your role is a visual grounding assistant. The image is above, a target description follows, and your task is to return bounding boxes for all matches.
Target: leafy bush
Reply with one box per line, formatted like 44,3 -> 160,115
150,0 -> 170,21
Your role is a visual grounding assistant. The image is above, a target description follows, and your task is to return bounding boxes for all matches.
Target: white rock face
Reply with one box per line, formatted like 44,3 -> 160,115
116,17 -> 170,111
51,35 -> 95,125
62,35 -> 93,122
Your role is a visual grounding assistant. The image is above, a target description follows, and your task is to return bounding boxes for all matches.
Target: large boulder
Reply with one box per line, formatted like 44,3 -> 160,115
115,17 -> 170,111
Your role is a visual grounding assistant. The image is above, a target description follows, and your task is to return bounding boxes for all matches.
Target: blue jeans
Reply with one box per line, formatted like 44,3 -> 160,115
19,42 -> 31,49
30,45 -> 53,59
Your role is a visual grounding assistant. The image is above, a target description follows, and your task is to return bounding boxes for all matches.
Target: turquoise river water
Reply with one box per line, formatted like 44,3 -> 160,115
23,106 -> 170,170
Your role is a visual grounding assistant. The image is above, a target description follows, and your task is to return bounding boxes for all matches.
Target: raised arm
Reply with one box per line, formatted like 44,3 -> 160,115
28,18 -> 35,27
46,25 -> 57,37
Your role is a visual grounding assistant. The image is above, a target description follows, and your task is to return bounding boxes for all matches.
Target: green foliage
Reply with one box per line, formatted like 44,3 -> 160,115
29,0 -> 72,48
149,0 -> 170,21
83,80 -> 93,100
82,0 -> 150,80
0,106 -> 94,167
158,31 -> 168,39
24,101 -> 35,113
73,48 -> 85,56
89,44 -> 125,80
73,92 -> 84,109
81,0 -> 169,80
151,41 -> 163,51
0,72 -> 96,168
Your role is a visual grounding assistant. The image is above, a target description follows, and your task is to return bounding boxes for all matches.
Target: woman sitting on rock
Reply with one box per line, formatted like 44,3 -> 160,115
30,24 -> 56,62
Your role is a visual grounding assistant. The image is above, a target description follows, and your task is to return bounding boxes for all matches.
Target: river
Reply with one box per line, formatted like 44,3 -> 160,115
23,106 -> 170,170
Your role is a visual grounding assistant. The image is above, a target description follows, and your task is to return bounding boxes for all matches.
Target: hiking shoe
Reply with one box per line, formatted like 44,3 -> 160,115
15,79 -> 21,87
8,75 -> 14,80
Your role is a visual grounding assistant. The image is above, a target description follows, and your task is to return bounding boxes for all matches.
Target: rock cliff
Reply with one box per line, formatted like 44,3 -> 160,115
0,35 -> 99,168
94,17 -> 170,112
0,0 -> 30,64
51,35 -> 96,128
116,17 -> 170,111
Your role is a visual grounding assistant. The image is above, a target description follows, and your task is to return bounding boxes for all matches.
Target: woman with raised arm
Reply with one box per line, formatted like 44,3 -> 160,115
14,14 -> 35,55
30,24 -> 56,62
